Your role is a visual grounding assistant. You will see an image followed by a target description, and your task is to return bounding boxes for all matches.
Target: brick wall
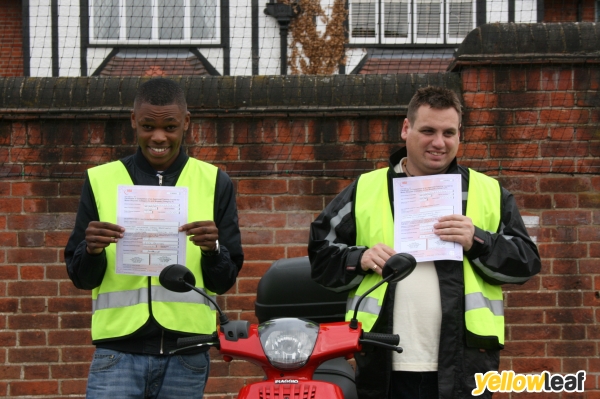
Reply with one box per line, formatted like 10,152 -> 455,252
1,23 -> 600,398
0,0 -> 24,77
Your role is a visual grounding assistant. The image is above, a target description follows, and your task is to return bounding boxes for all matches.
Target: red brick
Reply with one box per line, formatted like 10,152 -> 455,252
548,126 -> 576,141
274,196 -> 323,211
546,308 -> 594,324
276,119 -> 308,144
0,197 -> 21,212
51,364 -> 90,379
8,281 -> 58,296
512,357 -> 561,373
514,194 -> 551,209
553,194 -> 577,208
539,109 -> 590,125
505,292 -> 555,307
540,68 -> 572,90
237,278 -> 259,295
547,341 -> 596,357
503,308 -> 544,324
23,198 -> 48,213
21,298 -> 46,313
226,295 -> 256,311
0,298 -> 18,312
287,213 -> 314,228
542,275 -> 591,290
499,127 -> 547,140
274,229 -> 309,244
502,341 -> 545,357
463,92 -> 498,108
48,297 -> 91,313
17,232 -> 44,247
240,229 -> 273,245
0,365 -> 20,380
580,193 -> 600,209
462,127 -> 497,141
242,246 -> 285,262
19,330 -> 46,346
9,347 -> 60,363
490,143 -> 539,158
287,246 -> 308,258
61,346 -> 94,362
11,182 -> 59,197
237,179 -> 287,194
238,213 -> 285,228
541,142 -> 589,157
24,365 -> 49,380
0,332 -> 16,347
288,180 -> 313,195
510,325 -> 560,340
550,91 -> 575,107
9,381 -> 58,396
552,259 -> 578,274
7,214 -> 58,230
461,69 -> 478,92
542,211 -> 591,226
8,314 -> 59,330
236,196 -> 273,211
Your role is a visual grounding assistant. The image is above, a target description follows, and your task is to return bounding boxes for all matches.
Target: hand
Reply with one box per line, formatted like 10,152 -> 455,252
179,221 -> 219,252
360,243 -> 396,276
433,215 -> 475,251
85,222 -> 125,254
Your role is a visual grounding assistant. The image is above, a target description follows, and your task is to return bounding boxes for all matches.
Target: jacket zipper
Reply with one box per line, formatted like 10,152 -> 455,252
160,330 -> 164,354
157,173 -> 163,186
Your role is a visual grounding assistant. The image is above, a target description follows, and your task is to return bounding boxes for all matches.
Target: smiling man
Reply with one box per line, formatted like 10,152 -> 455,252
65,78 -> 243,398
308,86 -> 541,399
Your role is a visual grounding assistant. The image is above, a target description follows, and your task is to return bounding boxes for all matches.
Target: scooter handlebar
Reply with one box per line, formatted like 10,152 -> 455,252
361,332 -> 400,346
177,333 -> 219,348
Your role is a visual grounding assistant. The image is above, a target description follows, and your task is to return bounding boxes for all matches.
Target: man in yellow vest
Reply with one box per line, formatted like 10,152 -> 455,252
308,86 -> 540,399
65,78 -> 244,398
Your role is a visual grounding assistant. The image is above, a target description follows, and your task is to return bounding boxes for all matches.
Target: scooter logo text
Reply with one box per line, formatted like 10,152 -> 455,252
472,370 -> 586,395
275,379 -> 299,384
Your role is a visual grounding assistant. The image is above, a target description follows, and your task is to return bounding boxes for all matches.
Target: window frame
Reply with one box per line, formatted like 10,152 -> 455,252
349,0 -> 476,45
89,0 -> 221,45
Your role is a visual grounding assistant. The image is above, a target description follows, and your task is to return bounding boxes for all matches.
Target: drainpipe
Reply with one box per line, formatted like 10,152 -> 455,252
264,0 -> 299,75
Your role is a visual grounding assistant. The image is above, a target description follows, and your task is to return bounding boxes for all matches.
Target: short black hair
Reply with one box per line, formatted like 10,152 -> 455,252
133,78 -> 187,110
406,86 -> 462,125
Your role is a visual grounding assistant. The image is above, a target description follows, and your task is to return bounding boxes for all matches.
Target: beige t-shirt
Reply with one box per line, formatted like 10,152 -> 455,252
391,158 -> 443,372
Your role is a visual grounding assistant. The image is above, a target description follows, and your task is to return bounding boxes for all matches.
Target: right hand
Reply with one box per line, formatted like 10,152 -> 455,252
360,243 -> 396,275
85,222 -> 125,254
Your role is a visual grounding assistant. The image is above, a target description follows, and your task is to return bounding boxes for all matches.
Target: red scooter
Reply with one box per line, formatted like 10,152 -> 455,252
159,253 -> 416,399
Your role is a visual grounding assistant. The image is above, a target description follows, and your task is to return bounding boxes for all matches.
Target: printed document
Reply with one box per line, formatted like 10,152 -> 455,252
116,185 -> 188,276
393,174 -> 463,262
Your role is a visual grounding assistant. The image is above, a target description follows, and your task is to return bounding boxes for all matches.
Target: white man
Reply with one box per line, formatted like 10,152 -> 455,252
308,86 -> 540,399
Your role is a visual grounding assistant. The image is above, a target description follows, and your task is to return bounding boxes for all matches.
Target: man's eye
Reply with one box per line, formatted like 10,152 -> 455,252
142,125 -> 153,130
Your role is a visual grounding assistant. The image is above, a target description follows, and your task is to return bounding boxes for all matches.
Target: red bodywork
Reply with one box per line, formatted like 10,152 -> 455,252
218,321 -> 362,399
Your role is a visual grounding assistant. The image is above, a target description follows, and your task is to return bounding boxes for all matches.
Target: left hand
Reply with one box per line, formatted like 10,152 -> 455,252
433,215 -> 475,251
179,221 -> 219,252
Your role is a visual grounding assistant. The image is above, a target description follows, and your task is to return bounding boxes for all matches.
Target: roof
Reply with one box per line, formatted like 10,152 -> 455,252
356,48 -> 456,74
96,49 -> 213,76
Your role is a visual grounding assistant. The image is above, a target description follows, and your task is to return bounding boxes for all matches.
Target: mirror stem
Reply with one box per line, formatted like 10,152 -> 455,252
349,273 -> 397,330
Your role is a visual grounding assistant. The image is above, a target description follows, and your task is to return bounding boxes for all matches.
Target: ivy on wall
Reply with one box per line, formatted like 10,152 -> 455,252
286,0 -> 348,74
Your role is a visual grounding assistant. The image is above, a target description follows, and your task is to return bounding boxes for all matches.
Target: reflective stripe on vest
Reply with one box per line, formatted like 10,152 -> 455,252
351,167 -> 505,346
88,158 -> 218,341
347,168 -> 392,331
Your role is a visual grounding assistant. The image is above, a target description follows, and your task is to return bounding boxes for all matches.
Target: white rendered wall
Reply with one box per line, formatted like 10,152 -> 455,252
29,0 -> 53,77
229,0 -> 253,75
488,0 -> 509,23
259,4 -> 281,75
87,47 -> 116,76
58,0 -> 81,76
516,0 -> 537,22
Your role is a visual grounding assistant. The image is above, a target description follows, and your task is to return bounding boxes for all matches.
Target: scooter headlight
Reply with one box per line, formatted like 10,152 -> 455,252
258,318 -> 319,371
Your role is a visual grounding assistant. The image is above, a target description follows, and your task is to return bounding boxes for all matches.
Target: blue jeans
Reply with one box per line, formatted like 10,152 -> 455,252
86,348 -> 210,399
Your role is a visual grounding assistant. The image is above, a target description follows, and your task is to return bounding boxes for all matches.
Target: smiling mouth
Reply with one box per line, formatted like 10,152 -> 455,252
149,147 -> 169,154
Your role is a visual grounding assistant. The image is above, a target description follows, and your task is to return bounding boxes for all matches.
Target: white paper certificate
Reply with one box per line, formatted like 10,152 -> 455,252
116,185 -> 188,276
393,174 -> 463,262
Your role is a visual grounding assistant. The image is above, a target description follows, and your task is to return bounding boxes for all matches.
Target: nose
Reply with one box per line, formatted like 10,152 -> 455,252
150,129 -> 168,143
431,132 -> 445,148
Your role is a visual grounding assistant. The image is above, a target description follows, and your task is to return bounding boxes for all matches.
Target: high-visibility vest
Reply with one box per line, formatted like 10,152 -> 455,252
349,167 -> 505,348
87,158 -> 218,341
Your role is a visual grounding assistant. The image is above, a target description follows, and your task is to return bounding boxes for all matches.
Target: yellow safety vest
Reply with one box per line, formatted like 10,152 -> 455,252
350,167 -> 505,348
88,158 -> 218,341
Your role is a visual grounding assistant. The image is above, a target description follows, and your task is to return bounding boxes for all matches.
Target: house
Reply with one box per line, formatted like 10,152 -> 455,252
1,0 -> 599,77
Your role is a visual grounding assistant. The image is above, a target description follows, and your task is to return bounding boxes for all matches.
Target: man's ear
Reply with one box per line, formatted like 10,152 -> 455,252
400,118 -> 410,140
131,111 -> 137,129
184,111 -> 191,131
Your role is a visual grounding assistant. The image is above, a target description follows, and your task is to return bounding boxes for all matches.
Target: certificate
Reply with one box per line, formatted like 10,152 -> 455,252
393,174 -> 463,262
116,185 -> 188,276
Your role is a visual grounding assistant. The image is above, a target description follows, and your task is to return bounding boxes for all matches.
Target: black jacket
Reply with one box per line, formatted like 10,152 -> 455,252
64,148 -> 243,354
308,147 -> 541,399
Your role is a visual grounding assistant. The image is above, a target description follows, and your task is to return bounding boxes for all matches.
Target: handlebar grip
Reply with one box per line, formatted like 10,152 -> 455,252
361,332 -> 400,346
177,333 -> 219,348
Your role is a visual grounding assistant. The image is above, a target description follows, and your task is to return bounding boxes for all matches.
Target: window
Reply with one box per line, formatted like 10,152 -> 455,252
90,0 -> 219,44
349,0 -> 475,44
